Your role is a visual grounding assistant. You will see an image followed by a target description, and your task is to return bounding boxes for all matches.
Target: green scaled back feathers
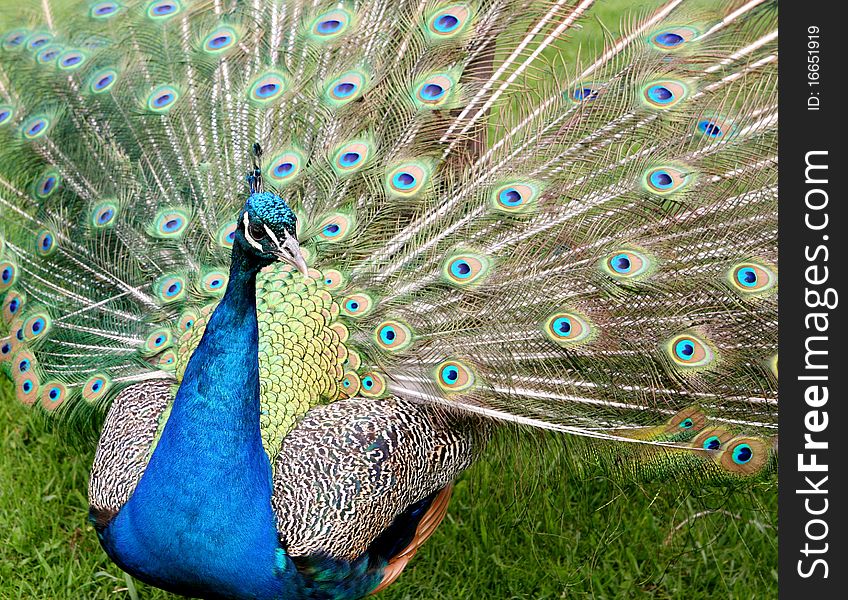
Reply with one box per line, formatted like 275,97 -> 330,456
1,0 -> 777,480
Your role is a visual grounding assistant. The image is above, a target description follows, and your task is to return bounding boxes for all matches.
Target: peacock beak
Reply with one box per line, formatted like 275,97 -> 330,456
291,249 -> 309,276
274,232 -> 309,276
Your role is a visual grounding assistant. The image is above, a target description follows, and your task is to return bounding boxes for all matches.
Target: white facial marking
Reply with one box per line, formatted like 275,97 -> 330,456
242,212 -> 264,251
263,223 -> 282,251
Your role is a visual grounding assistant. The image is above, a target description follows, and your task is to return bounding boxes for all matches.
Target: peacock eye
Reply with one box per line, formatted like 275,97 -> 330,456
248,221 -> 266,241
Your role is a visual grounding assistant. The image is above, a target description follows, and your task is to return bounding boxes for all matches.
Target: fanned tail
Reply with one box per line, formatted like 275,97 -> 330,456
295,0 -> 779,477
0,0 -> 777,476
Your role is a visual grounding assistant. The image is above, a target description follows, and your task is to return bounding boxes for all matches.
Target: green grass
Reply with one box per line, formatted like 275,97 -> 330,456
1,383 -> 776,600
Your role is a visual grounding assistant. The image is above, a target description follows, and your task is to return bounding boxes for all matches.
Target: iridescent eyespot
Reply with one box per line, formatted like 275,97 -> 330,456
216,221 -> 237,248
648,170 -> 675,190
732,443 -> 752,463
697,116 -> 732,139
0,260 -> 18,291
89,68 -> 118,94
33,169 -> 60,199
491,182 -> 541,213
0,105 -> 13,126
58,49 -> 86,70
662,407 -> 707,435
273,161 -> 293,177
600,249 -> 653,280
16,373 -> 40,406
641,80 -> 688,109
701,435 -> 722,450
435,359 -> 476,393
143,328 -> 173,355
152,208 -> 189,237
309,9 -> 352,41
24,313 -> 52,341
649,27 -> 698,50
3,291 -> 25,323
83,373 -> 112,402
17,357 -> 31,374
11,349 -> 36,378
156,350 -> 178,370
91,2 -> 121,19
12,350 -> 38,377
200,270 -> 228,295
22,116 -> 50,140
248,71 -> 289,104
569,85 -> 599,102
26,33 -> 52,51
339,371 -> 361,396
331,141 -> 372,174
413,73 -> 456,108
147,85 -> 180,113
11,318 -> 25,342
265,149 -> 304,184
442,252 -> 491,287
610,253 -> 635,273
36,229 -> 57,256
392,171 -> 416,190
203,26 -> 238,54
385,161 -> 432,197
337,151 -> 361,168
340,292 -> 374,318
360,372 -> 387,398
321,269 -> 346,291
177,308 -> 199,332
91,202 -> 118,228
543,311 -> 593,345
316,213 -> 354,242
666,333 -> 715,369
717,437 -> 769,475
2,29 -> 27,50
692,428 -> 733,451
41,381 -> 68,411
642,165 -> 692,195
146,0 -> 182,20
159,215 -> 185,234
425,3 -> 472,40
36,45 -> 62,65
155,274 -> 187,303
434,14 -> 459,32
316,19 -> 342,34
729,261 -> 777,296
374,320 -> 413,352
324,70 -> 368,106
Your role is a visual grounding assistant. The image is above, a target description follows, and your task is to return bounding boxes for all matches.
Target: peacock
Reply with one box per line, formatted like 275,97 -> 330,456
0,0 -> 778,598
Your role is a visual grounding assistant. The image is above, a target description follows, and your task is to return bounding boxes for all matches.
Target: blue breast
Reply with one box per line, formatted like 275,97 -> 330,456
95,245 -> 392,599
98,250 -> 301,598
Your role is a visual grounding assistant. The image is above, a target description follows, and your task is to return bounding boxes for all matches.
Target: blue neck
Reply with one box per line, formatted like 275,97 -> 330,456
101,244 -> 302,598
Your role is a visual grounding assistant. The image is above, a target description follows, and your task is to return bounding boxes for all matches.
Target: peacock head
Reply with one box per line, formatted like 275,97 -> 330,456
236,191 -> 308,275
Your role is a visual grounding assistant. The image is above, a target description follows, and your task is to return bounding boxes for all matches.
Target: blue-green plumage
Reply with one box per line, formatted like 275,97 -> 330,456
98,207 -> 300,598
1,1 -> 777,597
96,195 -> 392,599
